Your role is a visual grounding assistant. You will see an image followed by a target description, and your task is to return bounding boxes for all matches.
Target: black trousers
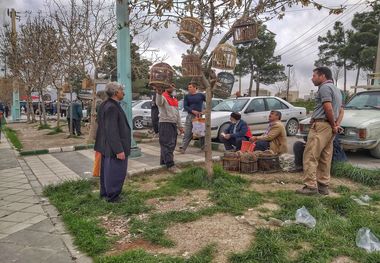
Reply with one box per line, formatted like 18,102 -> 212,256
151,106 -> 159,134
255,141 -> 270,151
293,141 -> 306,168
100,155 -> 128,202
219,136 -> 247,151
159,122 -> 177,168
73,119 -> 82,135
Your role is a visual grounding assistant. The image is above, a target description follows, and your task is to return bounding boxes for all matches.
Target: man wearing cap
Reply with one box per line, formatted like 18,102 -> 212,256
296,66 -> 342,196
219,112 -> 252,151
155,83 -> 184,173
249,110 -> 288,155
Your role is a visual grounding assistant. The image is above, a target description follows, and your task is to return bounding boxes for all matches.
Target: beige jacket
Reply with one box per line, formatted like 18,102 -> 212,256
156,93 -> 182,128
256,121 -> 288,155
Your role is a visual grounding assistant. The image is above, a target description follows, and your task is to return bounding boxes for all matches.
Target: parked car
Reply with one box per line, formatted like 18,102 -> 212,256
207,96 -> 307,139
297,89 -> 380,158
142,97 -> 223,127
132,100 -> 152,129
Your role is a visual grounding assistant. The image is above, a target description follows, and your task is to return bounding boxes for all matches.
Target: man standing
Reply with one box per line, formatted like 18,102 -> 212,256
296,67 -> 342,195
155,83 -> 184,172
219,112 -> 251,151
249,110 -> 288,155
179,81 -> 206,153
0,102 -> 4,143
94,82 -> 131,203
150,90 -> 159,136
67,100 -> 83,136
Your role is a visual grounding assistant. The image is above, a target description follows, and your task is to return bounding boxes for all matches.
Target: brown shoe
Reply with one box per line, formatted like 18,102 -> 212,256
317,182 -> 329,195
296,186 -> 319,195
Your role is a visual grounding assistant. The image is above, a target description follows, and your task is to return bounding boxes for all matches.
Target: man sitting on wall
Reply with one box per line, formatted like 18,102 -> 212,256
250,110 -> 288,155
219,112 -> 252,151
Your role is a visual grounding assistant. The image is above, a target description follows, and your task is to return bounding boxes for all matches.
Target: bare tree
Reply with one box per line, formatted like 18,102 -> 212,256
331,65 -> 343,87
129,0 -> 344,177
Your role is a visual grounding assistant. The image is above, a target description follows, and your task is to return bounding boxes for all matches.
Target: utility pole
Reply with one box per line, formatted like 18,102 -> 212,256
286,64 -> 293,101
8,8 -> 20,121
116,0 -> 141,157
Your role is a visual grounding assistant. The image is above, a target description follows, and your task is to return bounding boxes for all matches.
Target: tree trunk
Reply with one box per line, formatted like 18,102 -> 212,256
39,90 -> 48,126
201,73 -> 213,178
354,66 -> 360,94
25,91 -> 31,123
255,80 -> 260,97
87,69 -> 98,143
56,89 -> 61,129
343,60 -> 347,92
248,73 -> 254,96
27,89 -> 36,122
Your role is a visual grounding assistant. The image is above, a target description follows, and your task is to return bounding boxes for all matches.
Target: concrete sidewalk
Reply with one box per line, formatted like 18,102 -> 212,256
0,137 -> 91,263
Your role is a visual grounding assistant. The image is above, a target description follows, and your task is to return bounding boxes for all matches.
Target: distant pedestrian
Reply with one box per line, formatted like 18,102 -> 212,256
4,104 -> 9,118
67,100 -> 83,136
179,81 -> 206,154
94,82 -> 131,203
296,67 -> 342,196
0,102 -> 4,142
155,83 -> 184,172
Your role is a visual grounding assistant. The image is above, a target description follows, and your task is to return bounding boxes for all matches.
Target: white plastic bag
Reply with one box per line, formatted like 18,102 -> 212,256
356,228 -> 380,252
192,118 -> 205,138
295,206 -> 316,228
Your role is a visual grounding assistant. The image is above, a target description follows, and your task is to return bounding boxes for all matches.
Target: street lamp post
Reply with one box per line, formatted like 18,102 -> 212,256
286,64 -> 293,101
116,0 -> 141,157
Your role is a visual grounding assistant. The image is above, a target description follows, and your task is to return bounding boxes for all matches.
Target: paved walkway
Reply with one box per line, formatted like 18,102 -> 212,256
0,134 -> 221,262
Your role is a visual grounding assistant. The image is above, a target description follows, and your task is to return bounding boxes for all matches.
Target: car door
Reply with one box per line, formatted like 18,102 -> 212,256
243,98 -> 268,134
140,101 -> 152,118
265,98 -> 289,122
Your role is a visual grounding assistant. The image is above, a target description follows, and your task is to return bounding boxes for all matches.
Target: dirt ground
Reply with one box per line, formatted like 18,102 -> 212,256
9,121 -> 90,151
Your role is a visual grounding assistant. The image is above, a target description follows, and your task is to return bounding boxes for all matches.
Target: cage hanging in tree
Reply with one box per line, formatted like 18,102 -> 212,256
149,62 -> 174,88
232,17 -> 258,45
81,77 -> 93,90
177,17 -> 204,45
181,54 -> 202,77
62,83 -> 71,93
217,72 -> 235,92
211,44 -> 237,70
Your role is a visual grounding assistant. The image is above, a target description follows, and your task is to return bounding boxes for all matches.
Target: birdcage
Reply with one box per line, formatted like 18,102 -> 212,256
222,152 -> 240,172
211,44 -> 237,70
217,72 -> 235,92
149,62 -> 174,88
181,54 -> 202,77
232,16 -> 258,45
177,17 -> 204,45
62,83 -> 71,93
82,78 -> 93,90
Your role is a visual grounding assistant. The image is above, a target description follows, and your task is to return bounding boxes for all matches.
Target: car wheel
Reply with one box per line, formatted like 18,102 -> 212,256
370,143 -> 380,159
217,123 -> 230,141
133,117 -> 144,130
286,118 -> 299,136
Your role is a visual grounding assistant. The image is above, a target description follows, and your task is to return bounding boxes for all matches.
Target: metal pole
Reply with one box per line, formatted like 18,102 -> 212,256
9,8 -> 20,121
116,0 -> 141,157
286,64 -> 293,101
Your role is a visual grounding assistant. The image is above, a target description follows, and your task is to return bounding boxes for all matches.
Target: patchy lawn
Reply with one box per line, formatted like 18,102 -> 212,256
44,165 -> 380,263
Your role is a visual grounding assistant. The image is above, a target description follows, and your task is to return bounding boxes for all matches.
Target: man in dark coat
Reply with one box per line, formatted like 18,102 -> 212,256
94,82 -> 131,203
219,112 -> 252,151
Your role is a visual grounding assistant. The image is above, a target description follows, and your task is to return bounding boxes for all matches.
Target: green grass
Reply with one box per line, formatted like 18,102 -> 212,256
3,126 -> 23,151
44,166 -> 380,262
332,162 -> 380,186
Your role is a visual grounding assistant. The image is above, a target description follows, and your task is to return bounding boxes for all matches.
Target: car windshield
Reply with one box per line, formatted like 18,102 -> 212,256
345,91 -> 380,110
212,99 -> 249,112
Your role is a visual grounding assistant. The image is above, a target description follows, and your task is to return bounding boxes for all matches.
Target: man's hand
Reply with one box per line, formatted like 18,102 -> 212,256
332,126 -> 339,134
224,134 -> 231,139
116,152 -> 126,160
153,85 -> 163,95
179,127 -> 184,134
249,136 -> 257,142
191,110 -> 201,116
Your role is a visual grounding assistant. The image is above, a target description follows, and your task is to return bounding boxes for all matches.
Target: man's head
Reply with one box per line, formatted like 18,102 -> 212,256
105,82 -> 125,101
166,83 -> 176,94
268,110 -> 281,122
187,81 -> 198,94
230,112 -> 241,123
312,67 -> 333,86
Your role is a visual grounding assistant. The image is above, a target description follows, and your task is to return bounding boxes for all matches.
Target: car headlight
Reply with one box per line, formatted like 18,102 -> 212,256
345,128 -> 367,140
357,128 -> 367,140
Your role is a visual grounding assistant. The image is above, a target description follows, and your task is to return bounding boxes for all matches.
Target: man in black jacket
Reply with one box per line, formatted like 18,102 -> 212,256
94,82 -> 131,203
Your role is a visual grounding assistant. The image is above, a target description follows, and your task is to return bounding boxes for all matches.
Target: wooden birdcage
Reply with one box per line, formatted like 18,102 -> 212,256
211,44 -> 237,70
82,77 -> 93,90
149,62 -> 174,88
62,83 -> 71,93
232,17 -> 258,45
177,17 -> 204,45
217,72 -> 235,92
181,54 -> 202,77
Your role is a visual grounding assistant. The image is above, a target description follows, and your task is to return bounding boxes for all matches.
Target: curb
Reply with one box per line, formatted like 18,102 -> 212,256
19,144 -> 95,156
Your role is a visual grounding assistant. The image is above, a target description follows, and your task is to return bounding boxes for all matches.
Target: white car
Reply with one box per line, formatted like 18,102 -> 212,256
132,100 -> 152,129
208,96 -> 307,139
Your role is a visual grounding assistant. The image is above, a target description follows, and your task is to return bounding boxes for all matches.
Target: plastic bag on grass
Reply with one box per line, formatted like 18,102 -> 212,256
295,206 -> 316,228
356,228 -> 380,252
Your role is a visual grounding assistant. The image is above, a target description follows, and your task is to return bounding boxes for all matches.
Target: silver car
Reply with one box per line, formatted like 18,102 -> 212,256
132,100 -> 152,129
209,96 -> 307,139
297,89 -> 380,158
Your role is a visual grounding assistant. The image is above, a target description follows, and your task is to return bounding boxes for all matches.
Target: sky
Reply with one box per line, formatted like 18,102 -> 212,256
0,0 -> 375,98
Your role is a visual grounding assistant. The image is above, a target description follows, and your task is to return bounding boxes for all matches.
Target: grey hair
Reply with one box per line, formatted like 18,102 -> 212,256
105,82 -> 123,97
